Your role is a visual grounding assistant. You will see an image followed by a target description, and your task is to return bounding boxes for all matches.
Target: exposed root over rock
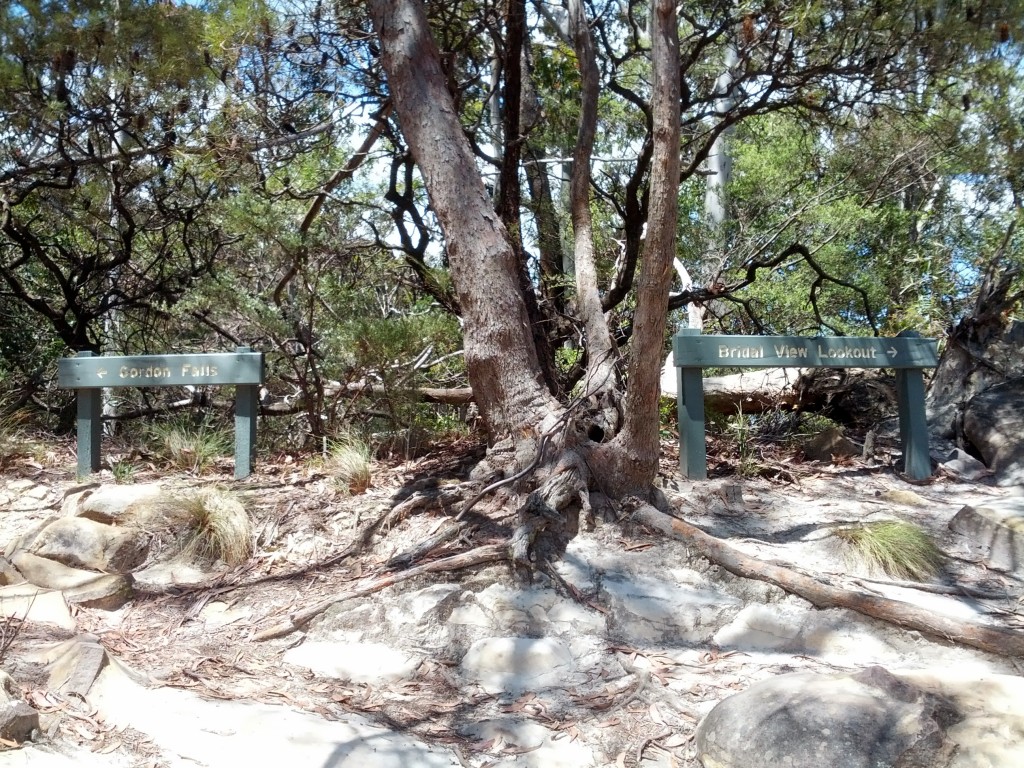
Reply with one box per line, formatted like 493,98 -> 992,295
253,543 -> 509,641
628,499 -> 1024,659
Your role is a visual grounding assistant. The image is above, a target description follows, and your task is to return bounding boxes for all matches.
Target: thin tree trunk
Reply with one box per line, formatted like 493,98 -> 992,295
599,0 -> 680,495
567,0 -> 618,399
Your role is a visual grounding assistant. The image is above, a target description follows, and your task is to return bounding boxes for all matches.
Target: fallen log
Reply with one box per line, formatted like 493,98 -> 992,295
631,502 -> 1024,659
659,354 -> 808,413
658,355 -> 898,423
253,543 -> 508,641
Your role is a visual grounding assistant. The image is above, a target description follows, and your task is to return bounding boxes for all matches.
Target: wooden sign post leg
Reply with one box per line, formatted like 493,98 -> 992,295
234,347 -> 258,479
75,352 -> 102,477
678,365 -> 708,480
896,367 -> 931,480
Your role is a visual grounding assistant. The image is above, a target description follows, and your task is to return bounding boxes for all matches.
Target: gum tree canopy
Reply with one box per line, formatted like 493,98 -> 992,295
365,0 -> 1023,540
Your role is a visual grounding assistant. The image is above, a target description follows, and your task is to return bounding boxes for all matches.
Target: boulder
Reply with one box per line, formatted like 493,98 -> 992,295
963,379 -> 1024,486
27,517 -> 149,573
61,483 -> 165,524
803,427 -> 859,463
63,573 -> 134,611
948,498 -> 1024,573
938,449 -> 990,481
695,666 -> 961,768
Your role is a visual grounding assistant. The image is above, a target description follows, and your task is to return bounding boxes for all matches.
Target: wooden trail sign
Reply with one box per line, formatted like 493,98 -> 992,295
58,348 -> 265,479
672,330 -> 939,480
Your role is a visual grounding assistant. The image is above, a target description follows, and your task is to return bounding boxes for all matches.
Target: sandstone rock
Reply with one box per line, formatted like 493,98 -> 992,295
198,601 -> 252,629
600,572 -> 741,644
899,670 -> 1024,768
27,517 -> 149,573
803,427 -> 859,463
0,584 -> 75,630
939,449 -> 990,481
62,483 -> 165,524
0,555 -> 25,586
284,640 -> 421,684
695,666 -> 961,768
31,635 -> 109,698
948,499 -> 1024,573
89,659 -> 463,768
471,584 -> 607,636
63,573 -> 134,611
879,488 -> 929,506
12,551 -> 136,609
0,669 -> 39,743
11,551 -> 109,590
460,637 -> 575,694
963,379 -> 1024,486
4,516 -> 59,559
461,717 -> 596,768
132,560 -> 216,590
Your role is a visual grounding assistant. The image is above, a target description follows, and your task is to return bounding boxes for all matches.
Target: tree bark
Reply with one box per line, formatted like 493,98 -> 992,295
369,0 -> 558,439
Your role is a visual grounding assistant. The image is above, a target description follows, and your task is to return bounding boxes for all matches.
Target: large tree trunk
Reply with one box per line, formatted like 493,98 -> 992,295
369,0 -> 558,439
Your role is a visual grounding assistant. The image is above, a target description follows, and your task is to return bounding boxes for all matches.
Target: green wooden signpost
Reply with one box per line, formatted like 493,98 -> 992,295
58,348 -> 265,479
672,330 -> 939,480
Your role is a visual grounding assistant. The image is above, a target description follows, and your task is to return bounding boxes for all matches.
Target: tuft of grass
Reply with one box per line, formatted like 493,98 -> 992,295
158,488 -> 253,566
148,417 -> 231,474
111,458 -> 136,484
728,407 -> 761,477
322,432 -> 373,494
834,520 -> 945,581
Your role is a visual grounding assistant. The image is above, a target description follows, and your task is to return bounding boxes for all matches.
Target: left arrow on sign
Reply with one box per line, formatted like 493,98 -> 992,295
96,368 -> 108,378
